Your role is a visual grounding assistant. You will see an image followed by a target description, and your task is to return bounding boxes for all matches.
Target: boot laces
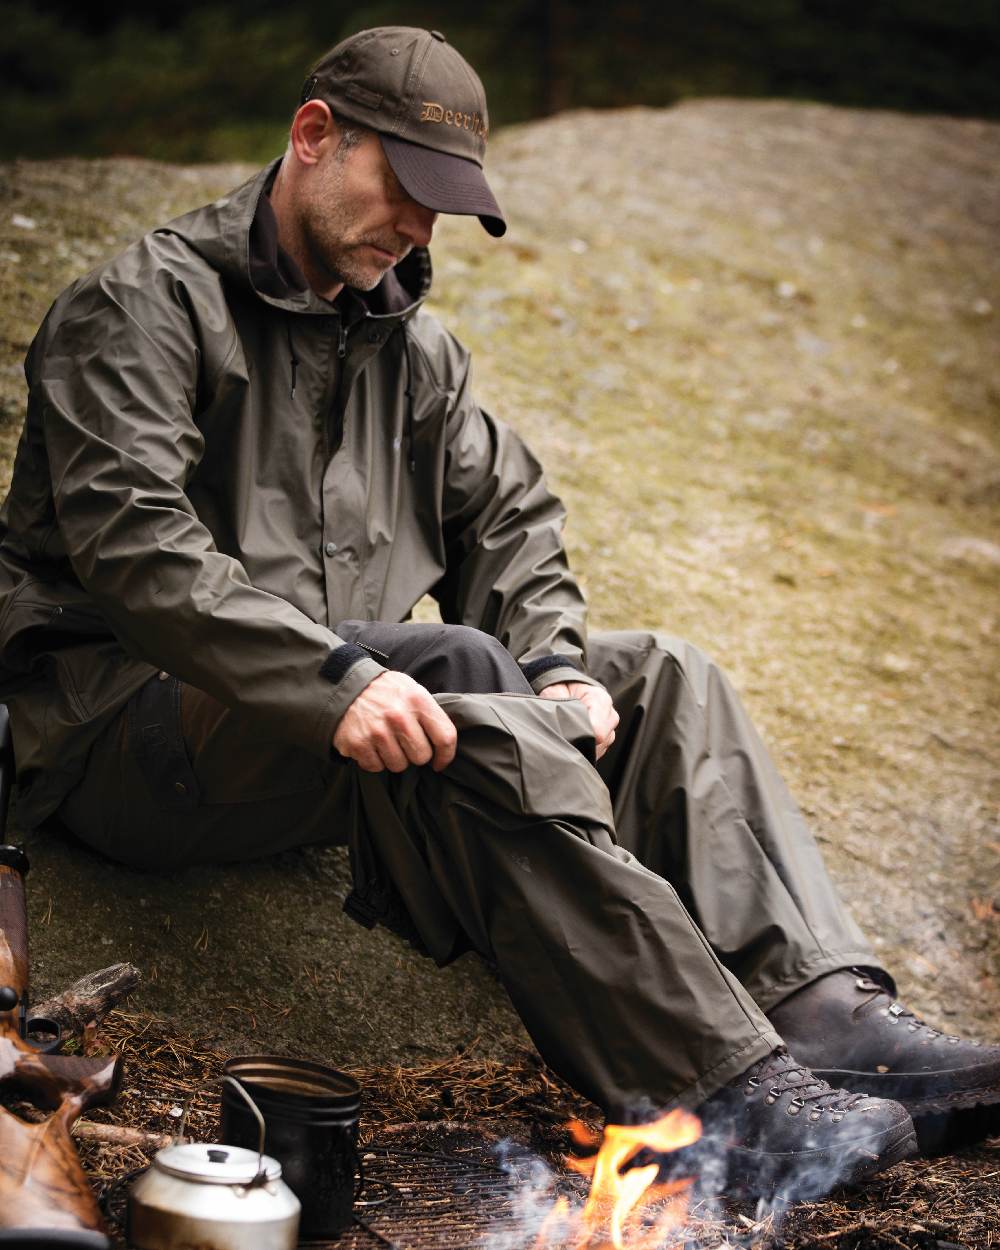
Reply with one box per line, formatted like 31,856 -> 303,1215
745,1047 -> 868,1112
849,968 -> 964,1044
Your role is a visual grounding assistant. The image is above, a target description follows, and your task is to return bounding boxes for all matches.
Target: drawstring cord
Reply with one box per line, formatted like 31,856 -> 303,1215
286,319 -> 299,399
402,323 -> 416,473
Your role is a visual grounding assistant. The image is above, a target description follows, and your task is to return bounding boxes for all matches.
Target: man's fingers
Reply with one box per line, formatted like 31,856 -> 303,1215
372,704 -> 438,771
398,730 -> 434,768
347,742 -> 385,772
375,730 -> 412,773
343,729 -> 428,773
415,700 -> 458,771
573,687 -> 617,749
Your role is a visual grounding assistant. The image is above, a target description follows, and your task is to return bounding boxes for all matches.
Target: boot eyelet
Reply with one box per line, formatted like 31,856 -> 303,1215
809,1110 -> 822,1122
787,1097 -> 805,1116
764,1093 -> 778,1105
831,1113 -> 845,1123
746,1076 -> 761,1088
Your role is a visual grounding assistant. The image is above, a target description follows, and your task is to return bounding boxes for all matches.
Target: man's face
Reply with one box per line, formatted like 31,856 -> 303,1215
299,128 -> 438,292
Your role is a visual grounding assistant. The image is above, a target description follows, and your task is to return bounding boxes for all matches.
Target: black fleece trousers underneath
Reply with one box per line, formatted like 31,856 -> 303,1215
59,624 -> 879,1118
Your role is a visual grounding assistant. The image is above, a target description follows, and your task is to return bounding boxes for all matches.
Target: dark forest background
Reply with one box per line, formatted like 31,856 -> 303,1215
3,0 -> 999,162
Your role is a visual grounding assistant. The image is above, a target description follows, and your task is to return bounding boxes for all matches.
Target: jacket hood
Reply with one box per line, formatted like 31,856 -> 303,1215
155,157 -> 432,322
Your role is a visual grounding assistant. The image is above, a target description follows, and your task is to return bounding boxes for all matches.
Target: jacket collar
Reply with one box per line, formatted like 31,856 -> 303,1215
156,157 -> 432,325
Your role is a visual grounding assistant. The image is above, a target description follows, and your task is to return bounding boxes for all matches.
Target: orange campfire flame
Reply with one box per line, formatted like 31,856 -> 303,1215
534,1109 -> 702,1249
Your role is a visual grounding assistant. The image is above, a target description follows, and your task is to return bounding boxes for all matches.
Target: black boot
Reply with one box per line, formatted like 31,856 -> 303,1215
768,968 -> 1000,1150
686,1047 -> 915,1202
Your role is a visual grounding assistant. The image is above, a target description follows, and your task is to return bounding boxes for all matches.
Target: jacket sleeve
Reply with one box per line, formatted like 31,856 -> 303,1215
429,332 -> 599,692
33,268 -> 384,757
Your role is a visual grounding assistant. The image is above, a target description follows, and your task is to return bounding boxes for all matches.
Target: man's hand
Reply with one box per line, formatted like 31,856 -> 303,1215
539,681 -> 619,760
333,671 -> 457,773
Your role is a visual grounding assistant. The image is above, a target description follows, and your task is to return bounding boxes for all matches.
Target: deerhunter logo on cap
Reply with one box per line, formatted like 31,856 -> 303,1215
303,26 -> 506,237
419,102 -> 489,141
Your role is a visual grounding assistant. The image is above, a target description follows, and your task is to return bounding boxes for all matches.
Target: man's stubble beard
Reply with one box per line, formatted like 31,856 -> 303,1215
300,156 -> 410,293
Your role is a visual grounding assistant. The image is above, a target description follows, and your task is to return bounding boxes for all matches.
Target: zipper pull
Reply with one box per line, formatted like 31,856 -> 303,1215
337,320 -> 348,359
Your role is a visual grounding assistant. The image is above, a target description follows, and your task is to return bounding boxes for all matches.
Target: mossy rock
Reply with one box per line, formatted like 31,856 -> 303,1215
1,100 -> 997,1063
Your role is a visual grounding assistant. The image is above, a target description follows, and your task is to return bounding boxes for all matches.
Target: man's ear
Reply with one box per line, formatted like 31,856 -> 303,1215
289,100 -> 339,168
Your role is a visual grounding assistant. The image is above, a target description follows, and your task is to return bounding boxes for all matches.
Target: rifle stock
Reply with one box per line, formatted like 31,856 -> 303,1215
0,847 -> 28,1023
0,836 -> 123,1245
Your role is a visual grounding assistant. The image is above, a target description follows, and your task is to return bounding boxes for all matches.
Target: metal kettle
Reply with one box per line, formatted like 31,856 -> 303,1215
127,1077 -> 301,1250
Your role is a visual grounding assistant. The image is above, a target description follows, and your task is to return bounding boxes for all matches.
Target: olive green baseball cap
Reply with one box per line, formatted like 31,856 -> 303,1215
301,27 -> 506,237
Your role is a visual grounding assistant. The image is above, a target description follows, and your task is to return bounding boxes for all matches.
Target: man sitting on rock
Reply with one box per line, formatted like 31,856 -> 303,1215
0,26 -> 996,1202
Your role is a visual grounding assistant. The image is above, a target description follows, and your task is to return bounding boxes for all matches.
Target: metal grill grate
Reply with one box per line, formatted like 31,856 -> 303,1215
329,1144 -> 574,1250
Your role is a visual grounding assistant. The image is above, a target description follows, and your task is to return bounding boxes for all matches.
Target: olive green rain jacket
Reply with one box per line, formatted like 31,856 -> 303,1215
0,158 -> 596,829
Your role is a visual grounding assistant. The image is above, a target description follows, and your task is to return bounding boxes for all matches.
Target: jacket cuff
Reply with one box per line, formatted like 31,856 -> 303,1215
316,646 -> 387,750
520,654 -> 601,695
320,643 -> 372,684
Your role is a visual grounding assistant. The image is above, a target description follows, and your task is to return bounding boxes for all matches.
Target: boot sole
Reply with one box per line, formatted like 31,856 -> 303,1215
908,1104 -> 1000,1155
724,1117 -> 918,1203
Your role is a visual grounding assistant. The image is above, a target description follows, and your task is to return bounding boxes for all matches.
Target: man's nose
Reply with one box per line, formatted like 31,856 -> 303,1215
398,200 -> 437,248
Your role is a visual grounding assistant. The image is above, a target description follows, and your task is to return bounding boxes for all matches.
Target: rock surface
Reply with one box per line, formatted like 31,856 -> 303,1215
0,100 -> 997,1064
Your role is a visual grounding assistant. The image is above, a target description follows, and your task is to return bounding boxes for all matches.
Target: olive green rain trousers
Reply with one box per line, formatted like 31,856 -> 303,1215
58,623 -> 880,1118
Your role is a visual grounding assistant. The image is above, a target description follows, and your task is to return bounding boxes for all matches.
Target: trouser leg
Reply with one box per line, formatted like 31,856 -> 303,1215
332,623 -> 781,1112
347,686 -> 780,1116
586,630 -> 882,1010
58,622 -> 781,1115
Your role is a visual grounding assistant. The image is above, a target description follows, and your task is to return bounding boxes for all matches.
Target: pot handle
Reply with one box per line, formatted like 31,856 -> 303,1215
353,1139 -> 365,1202
221,1075 -> 268,1181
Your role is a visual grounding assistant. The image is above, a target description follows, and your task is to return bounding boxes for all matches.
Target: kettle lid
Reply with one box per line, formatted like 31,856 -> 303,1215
153,1142 -> 282,1185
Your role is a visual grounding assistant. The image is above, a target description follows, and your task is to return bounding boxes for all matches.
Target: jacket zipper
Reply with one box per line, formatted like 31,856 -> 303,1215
356,641 -> 391,664
326,317 -> 348,463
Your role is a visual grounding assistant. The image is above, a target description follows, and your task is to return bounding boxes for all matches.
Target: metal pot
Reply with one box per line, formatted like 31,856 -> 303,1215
127,1079 -> 300,1250
220,1054 -> 362,1239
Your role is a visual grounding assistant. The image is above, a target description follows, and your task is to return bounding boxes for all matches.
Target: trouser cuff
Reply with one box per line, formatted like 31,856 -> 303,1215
608,1029 -> 783,1121
746,950 -> 894,1013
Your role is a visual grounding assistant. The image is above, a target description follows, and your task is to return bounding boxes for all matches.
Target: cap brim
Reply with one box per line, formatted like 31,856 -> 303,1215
380,134 -> 506,238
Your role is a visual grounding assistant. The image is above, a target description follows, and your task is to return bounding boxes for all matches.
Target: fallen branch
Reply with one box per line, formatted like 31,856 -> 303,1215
31,963 -> 142,1036
72,1120 -> 171,1150
798,1225 -> 871,1244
